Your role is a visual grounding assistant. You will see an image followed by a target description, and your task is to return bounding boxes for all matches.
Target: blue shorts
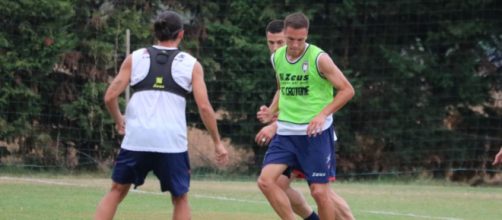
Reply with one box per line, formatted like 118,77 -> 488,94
282,141 -> 337,181
112,149 -> 190,196
263,126 -> 335,184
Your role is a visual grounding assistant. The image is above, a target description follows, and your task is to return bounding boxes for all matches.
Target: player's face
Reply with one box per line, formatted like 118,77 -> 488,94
284,27 -> 308,58
266,31 -> 285,54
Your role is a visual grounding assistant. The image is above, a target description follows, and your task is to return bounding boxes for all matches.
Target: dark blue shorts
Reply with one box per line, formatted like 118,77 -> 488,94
282,141 -> 337,181
112,149 -> 190,196
263,126 -> 335,184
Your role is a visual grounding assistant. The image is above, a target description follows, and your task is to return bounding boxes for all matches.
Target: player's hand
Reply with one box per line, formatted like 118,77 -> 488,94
255,124 -> 277,146
257,105 -> 276,124
492,148 -> 502,165
214,142 -> 229,166
115,115 -> 125,135
307,114 -> 327,137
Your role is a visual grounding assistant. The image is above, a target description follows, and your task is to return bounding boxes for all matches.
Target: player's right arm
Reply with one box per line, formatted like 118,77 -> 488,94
255,122 -> 277,146
267,61 -> 281,115
104,55 -> 132,135
257,72 -> 280,124
257,89 -> 279,124
192,61 -> 229,165
268,85 -> 280,116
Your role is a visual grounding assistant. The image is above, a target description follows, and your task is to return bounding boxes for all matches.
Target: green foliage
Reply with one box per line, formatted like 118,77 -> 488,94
190,0 -> 292,144
0,0 -> 500,176
0,0 -> 75,141
317,0 -> 500,176
61,82 -> 117,151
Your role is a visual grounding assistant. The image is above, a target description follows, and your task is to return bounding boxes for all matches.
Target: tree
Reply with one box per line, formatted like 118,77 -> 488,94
0,0 -> 75,165
311,0 -> 501,177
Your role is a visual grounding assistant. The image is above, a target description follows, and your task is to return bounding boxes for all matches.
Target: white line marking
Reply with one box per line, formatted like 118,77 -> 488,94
130,189 -> 267,204
361,210 -> 463,220
192,194 -> 268,204
0,176 -> 86,187
1,176 -> 464,220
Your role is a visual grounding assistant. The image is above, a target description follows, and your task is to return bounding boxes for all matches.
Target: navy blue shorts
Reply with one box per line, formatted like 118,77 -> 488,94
263,126 -> 335,184
282,141 -> 337,182
112,149 -> 190,196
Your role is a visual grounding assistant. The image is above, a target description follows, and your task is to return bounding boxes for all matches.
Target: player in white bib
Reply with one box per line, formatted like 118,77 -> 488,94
94,11 -> 228,220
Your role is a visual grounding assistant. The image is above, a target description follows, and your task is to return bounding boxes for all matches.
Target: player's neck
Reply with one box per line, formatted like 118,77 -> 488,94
287,44 -> 307,61
157,40 -> 179,48
288,51 -> 302,60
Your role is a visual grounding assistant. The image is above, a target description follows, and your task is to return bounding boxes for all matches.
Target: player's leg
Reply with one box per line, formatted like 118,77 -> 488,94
258,164 -> 295,220
286,187 -> 313,218
329,134 -> 355,220
95,149 -> 148,220
278,169 -> 319,219
258,134 -> 298,220
330,189 -> 355,220
154,151 -> 191,220
94,182 -> 131,220
276,174 -> 314,219
310,183 -> 336,219
296,127 -> 336,220
171,193 -> 190,220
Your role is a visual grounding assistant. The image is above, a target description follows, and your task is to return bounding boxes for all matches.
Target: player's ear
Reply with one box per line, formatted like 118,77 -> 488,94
178,30 -> 185,40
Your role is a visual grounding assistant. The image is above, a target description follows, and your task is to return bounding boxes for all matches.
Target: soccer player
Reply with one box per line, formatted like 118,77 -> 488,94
256,20 -> 355,220
94,11 -> 228,220
257,12 -> 355,220
258,19 -> 319,220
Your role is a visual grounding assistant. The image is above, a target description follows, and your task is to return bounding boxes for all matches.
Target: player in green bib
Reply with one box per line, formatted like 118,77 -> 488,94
274,43 -> 333,124
257,12 -> 355,220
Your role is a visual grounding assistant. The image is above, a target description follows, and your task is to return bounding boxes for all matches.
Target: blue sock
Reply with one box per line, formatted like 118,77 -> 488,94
304,211 -> 320,220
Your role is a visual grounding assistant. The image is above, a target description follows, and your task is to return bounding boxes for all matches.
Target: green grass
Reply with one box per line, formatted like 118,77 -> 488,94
1,175 -> 501,220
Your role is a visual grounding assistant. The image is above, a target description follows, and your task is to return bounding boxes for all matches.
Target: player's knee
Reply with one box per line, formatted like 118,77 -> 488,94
309,186 -> 330,202
288,193 -> 304,207
110,183 -> 130,197
276,175 -> 291,191
257,176 -> 275,192
171,193 -> 188,205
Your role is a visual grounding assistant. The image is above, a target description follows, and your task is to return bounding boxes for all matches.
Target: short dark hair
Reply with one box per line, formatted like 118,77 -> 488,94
266,19 -> 284,34
154,11 -> 183,41
284,12 -> 309,30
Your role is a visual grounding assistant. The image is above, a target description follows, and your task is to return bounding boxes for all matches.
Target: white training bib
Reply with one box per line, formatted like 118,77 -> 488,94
121,46 -> 196,153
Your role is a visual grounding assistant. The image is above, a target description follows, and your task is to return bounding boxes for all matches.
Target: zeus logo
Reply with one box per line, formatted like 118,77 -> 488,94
278,73 -> 309,81
312,172 -> 326,177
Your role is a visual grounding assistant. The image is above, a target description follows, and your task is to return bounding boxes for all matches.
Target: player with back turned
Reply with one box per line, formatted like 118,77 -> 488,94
94,10 -> 228,220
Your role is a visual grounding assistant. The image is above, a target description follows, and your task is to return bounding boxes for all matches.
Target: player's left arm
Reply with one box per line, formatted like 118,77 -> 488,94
192,61 -> 229,166
307,53 -> 355,136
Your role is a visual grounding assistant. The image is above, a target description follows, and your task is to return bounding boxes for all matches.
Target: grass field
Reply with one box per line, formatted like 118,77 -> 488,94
1,174 -> 501,220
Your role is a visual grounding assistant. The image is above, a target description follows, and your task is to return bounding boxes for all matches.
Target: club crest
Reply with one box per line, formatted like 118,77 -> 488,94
302,61 -> 308,74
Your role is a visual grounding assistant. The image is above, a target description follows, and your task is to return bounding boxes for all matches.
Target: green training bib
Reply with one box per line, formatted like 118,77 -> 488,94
273,44 -> 333,124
